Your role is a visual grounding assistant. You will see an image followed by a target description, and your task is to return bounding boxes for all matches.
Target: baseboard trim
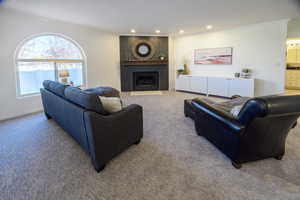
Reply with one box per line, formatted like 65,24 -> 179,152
175,90 -> 231,99
0,110 -> 44,123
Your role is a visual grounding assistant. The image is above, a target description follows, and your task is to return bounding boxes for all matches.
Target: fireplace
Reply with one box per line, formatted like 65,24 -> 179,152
120,36 -> 169,91
133,72 -> 159,91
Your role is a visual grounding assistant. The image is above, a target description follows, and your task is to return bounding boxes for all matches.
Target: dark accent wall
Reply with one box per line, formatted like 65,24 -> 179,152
120,36 -> 168,61
120,36 -> 169,91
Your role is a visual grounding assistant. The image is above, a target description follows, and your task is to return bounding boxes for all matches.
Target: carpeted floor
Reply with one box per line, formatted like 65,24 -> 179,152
1,91 -> 300,200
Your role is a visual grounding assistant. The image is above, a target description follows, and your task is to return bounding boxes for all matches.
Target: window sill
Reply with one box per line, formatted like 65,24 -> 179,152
17,93 -> 41,99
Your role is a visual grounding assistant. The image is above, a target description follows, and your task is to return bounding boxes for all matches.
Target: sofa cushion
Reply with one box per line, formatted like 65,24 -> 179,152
215,97 -> 250,114
84,87 -> 120,97
43,80 -> 69,97
230,105 -> 243,117
64,86 -> 108,115
196,97 -> 250,116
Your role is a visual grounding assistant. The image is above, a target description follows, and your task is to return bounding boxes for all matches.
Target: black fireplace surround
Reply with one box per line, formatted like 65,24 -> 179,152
134,72 -> 159,91
121,64 -> 168,91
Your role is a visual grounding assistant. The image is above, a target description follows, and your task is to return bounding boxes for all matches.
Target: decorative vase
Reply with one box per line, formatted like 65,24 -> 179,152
183,64 -> 189,74
234,73 -> 240,78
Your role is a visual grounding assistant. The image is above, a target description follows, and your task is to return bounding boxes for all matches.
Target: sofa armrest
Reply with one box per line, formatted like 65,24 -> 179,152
83,104 -> 143,169
191,99 -> 245,133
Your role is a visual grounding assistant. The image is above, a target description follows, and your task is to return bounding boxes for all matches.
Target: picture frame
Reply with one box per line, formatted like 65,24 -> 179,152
194,47 -> 233,65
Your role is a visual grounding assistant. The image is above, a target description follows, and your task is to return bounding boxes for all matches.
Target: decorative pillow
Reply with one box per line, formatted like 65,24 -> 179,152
98,96 -> 123,113
230,105 -> 243,118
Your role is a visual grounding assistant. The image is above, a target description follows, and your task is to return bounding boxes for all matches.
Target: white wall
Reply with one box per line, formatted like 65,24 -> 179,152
168,36 -> 176,90
288,18 -> 300,38
174,20 -> 288,96
0,8 -> 120,121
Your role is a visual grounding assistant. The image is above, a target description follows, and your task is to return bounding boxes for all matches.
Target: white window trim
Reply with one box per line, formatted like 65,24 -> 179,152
14,33 -> 87,98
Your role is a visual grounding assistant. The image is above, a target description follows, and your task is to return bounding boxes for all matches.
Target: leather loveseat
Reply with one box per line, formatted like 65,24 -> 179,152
189,95 -> 300,168
41,80 -> 143,172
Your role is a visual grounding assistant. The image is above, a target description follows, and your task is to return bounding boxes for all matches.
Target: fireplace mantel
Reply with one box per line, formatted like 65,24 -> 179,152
122,60 -> 168,66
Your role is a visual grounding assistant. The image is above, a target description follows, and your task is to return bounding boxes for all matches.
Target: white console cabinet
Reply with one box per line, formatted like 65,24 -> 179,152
207,77 -> 230,97
175,75 -> 191,91
189,76 -> 207,94
175,75 -> 254,97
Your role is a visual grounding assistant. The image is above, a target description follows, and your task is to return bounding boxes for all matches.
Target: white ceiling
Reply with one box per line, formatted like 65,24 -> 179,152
3,0 -> 300,35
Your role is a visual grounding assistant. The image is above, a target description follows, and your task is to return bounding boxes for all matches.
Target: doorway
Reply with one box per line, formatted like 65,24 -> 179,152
285,38 -> 300,95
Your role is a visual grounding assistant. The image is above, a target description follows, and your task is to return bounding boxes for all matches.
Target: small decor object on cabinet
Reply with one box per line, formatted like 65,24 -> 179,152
234,73 -> 240,78
177,69 -> 185,77
183,64 -> 189,74
241,68 -> 252,79
183,56 -> 190,74
194,47 -> 233,65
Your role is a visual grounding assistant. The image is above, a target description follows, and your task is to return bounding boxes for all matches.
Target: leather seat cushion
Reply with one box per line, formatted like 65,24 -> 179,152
197,97 -> 250,115
215,97 -> 250,113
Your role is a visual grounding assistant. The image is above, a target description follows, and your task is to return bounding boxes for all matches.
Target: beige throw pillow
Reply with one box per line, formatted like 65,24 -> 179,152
230,105 -> 243,118
99,96 -> 123,113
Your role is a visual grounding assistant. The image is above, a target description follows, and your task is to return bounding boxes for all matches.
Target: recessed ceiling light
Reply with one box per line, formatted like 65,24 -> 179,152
155,30 -> 161,34
131,29 -> 136,33
206,25 -> 213,30
179,30 -> 185,34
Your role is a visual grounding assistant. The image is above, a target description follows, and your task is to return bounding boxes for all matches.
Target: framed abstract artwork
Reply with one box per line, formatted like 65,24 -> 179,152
194,47 -> 233,65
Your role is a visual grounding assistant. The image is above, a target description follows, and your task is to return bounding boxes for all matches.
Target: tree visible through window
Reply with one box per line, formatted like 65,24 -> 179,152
16,34 -> 85,96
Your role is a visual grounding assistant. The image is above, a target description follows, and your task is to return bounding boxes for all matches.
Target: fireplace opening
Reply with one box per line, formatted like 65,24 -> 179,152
133,72 -> 159,91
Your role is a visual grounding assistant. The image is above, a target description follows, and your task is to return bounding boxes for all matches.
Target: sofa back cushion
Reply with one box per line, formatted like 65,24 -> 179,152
64,86 -> 108,115
84,87 -> 120,98
43,80 -> 69,97
236,95 -> 300,125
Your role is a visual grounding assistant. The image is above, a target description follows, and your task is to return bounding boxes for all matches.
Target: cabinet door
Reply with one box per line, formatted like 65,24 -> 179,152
207,77 -> 230,97
294,71 -> 300,88
286,70 -> 300,89
176,76 -> 191,91
229,79 -> 254,97
286,71 -> 292,88
297,48 -> 300,63
190,76 -> 207,94
287,47 -> 297,63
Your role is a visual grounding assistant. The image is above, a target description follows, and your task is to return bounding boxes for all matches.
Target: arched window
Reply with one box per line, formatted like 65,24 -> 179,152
16,34 -> 86,96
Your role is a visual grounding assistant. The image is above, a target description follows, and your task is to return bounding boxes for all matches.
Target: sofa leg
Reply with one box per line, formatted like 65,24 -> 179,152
292,122 -> 297,129
134,139 -> 141,145
274,155 -> 284,160
45,113 -> 52,119
232,162 -> 242,169
196,132 -> 202,136
95,164 -> 106,173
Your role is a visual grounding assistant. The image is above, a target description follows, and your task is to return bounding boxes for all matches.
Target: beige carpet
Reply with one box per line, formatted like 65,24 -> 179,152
0,91 -> 300,200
